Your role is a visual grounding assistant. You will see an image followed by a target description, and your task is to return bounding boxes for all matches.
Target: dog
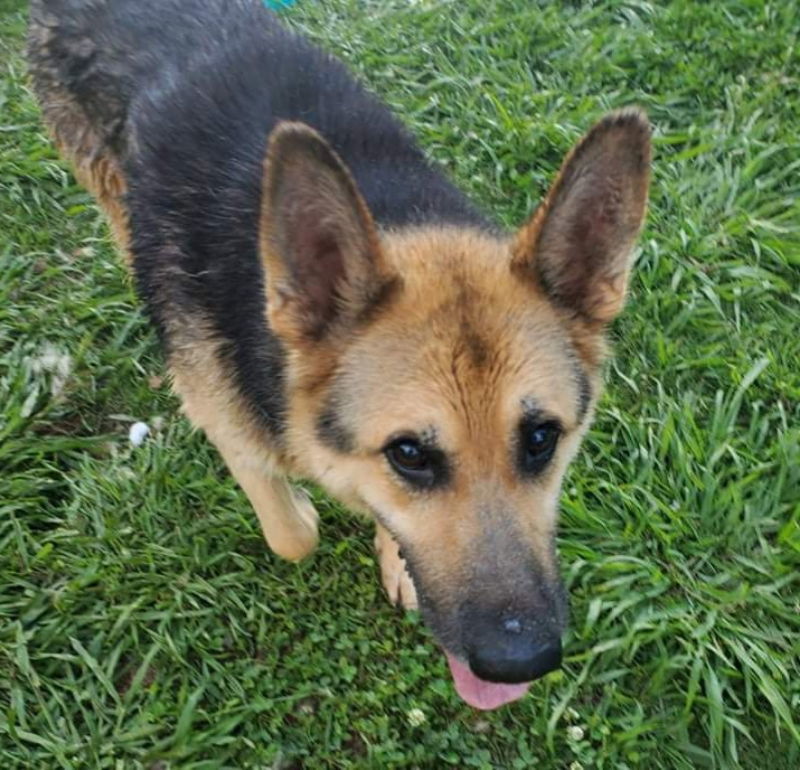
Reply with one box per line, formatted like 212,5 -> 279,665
28,0 -> 650,710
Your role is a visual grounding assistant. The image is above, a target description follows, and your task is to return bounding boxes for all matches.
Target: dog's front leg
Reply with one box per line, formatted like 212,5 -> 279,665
374,523 -> 418,610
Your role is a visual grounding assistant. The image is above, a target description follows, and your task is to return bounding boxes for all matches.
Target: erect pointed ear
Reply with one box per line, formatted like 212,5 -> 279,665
259,121 -> 397,342
512,108 -> 651,324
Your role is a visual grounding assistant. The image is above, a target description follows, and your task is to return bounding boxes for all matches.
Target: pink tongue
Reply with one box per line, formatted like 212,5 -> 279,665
445,651 -> 530,710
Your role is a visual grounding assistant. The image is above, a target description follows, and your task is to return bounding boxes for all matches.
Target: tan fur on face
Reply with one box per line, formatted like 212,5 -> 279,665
260,114 -> 650,602
274,115 -> 649,628
285,226 -> 601,584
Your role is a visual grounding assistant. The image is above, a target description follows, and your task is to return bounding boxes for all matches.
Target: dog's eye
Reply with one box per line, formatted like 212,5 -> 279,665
385,438 -> 440,488
520,421 -> 561,474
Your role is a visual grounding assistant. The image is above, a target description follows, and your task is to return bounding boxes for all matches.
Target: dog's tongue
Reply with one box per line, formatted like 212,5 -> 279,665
444,651 -> 530,710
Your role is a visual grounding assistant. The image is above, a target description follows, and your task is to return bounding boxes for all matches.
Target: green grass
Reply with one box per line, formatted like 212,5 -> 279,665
1,0 -> 798,767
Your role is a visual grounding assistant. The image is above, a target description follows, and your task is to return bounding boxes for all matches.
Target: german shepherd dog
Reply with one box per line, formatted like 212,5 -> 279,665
28,0 -> 650,710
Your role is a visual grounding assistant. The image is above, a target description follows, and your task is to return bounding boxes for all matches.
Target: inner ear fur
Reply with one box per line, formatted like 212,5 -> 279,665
513,108 -> 651,324
259,121 -> 396,342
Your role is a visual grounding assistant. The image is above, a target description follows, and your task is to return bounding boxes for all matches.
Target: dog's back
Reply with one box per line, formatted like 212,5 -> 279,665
28,0 -> 487,230
28,0 -> 281,161
28,0 -> 491,436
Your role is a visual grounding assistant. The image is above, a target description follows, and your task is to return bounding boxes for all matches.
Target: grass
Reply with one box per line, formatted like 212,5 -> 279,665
1,0 -> 798,767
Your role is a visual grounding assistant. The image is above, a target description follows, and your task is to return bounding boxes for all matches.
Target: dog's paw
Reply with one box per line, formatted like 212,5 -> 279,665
267,491 -> 319,562
374,526 -> 418,610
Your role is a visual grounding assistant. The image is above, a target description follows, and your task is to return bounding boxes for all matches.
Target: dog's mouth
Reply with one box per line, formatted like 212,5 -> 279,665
443,650 -> 530,710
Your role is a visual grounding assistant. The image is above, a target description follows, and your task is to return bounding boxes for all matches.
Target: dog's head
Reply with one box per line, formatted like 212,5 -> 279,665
259,111 -> 650,708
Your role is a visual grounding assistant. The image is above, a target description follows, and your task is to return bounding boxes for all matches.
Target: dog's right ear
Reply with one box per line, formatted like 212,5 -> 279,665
259,121 -> 395,343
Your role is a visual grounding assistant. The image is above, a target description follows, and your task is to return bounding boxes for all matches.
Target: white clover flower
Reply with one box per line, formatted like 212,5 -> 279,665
406,708 -> 426,727
567,725 -> 585,741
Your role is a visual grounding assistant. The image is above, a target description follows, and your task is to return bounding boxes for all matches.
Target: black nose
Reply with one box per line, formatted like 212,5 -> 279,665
467,623 -> 562,684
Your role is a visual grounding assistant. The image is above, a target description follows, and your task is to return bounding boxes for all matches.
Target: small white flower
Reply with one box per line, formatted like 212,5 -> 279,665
406,708 -> 426,727
567,725 -> 585,741
129,421 -> 150,447
569,762 -> 584,770
472,718 -> 491,734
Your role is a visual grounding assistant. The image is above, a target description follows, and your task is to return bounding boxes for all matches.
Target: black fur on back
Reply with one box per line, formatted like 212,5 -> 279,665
29,0 -> 495,437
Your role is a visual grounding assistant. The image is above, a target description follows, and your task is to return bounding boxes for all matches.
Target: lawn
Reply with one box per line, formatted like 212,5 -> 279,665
1,0 -> 798,767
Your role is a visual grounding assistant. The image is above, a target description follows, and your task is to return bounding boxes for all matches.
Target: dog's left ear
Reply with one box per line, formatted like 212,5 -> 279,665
259,121 -> 395,342
513,109 -> 651,324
